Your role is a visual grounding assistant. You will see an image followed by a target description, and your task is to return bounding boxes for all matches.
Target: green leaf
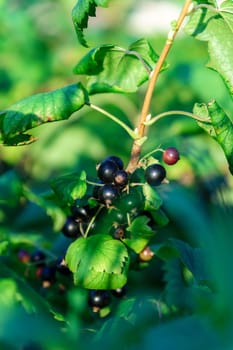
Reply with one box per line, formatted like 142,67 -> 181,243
194,100 -> 233,174
149,208 -> 169,227
0,83 -> 88,145
72,0 -> 109,47
50,171 -> 87,205
171,239 -> 207,283
143,183 -> 163,210
185,2 -> 233,95
65,234 -> 129,289
0,170 -> 23,206
74,39 -> 162,94
123,216 -> 156,253
0,241 -> 9,256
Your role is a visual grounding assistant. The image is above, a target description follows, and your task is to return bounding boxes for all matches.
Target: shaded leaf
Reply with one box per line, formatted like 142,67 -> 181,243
74,39 -> 163,94
50,171 -> 87,205
65,234 -> 129,289
171,239 -> 208,283
72,0 -> 109,47
0,83 -> 88,145
194,100 -> 233,174
185,2 -> 233,95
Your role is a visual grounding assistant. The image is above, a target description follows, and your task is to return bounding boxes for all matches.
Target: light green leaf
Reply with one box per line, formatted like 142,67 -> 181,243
0,241 -> 9,256
123,216 -> 156,253
74,39 -> 163,94
143,183 -> 163,210
66,234 -> 129,289
72,0 -> 109,47
0,83 -> 88,145
50,170 -> 87,205
194,100 -> 233,174
185,2 -> 233,95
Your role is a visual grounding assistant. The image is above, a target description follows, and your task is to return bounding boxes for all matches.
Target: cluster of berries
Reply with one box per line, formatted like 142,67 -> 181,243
88,285 -> 127,312
18,249 -> 71,289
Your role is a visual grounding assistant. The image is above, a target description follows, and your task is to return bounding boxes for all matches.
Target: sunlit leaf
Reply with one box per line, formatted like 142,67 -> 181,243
72,0 -> 109,47
0,83 -> 88,145
74,39 -> 163,93
65,234 -> 129,289
194,100 -> 233,174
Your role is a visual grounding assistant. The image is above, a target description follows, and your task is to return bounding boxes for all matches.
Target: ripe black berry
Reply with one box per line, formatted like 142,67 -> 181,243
114,170 -> 129,187
98,184 -> 118,205
40,265 -> 56,283
104,155 -> 124,170
62,216 -> 80,238
112,226 -> 125,239
97,160 -> 118,183
163,147 -> 180,165
56,257 -> 71,276
30,250 -> 46,266
145,164 -> 166,186
111,285 -> 127,298
71,205 -> 89,222
88,290 -> 111,309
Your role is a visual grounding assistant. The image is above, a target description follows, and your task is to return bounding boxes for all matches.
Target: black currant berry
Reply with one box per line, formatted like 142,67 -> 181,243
139,246 -> 154,262
114,170 -> 129,187
112,226 -> 125,239
30,250 -> 46,266
104,155 -> 124,170
117,189 -> 143,215
163,147 -> 180,165
62,216 -> 80,238
56,257 -> 71,276
111,285 -> 127,298
40,265 -> 56,283
71,205 -> 89,222
145,164 -> 166,186
97,160 -> 118,183
98,184 -> 118,205
88,290 -> 111,309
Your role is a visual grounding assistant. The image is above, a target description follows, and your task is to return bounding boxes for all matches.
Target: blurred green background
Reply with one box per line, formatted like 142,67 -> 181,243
1,1 -> 233,349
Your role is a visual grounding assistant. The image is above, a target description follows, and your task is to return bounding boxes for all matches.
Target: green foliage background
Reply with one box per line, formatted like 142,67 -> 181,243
0,0 -> 233,349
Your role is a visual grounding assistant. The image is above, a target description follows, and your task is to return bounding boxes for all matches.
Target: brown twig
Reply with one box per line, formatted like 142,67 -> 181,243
126,0 -> 193,173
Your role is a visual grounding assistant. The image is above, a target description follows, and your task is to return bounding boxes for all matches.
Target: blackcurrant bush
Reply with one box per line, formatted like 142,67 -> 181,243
163,147 -> 180,165
111,285 -> 127,298
30,250 -> 46,266
104,155 -> 124,170
62,216 -> 81,238
139,246 -> 154,262
71,205 -> 89,222
88,290 -> 111,309
98,184 -> 118,205
145,164 -> 166,186
97,159 -> 118,183
40,265 -> 56,283
114,170 -> 129,187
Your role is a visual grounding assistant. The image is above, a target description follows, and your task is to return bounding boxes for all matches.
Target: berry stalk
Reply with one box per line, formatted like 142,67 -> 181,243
126,0 -> 193,173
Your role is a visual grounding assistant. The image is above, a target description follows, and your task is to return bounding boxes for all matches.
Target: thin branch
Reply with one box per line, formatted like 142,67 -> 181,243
145,110 -> 211,126
88,103 -> 137,140
126,0 -> 193,173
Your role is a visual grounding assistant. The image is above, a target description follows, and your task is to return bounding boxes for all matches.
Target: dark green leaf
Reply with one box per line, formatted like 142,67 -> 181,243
149,208 -> 169,227
194,100 -> 233,174
0,170 -> 23,206
143,183 -> 163,210
50,170 -> 87,205
74,39 -> 163,94
65,234 -> 129,289
152,242 -> 179,261
185,2 -> 233,95
1,83 -> 88,145
72,0 -> 109,47
123,216 -> 156,253
171,239 -> 207,283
